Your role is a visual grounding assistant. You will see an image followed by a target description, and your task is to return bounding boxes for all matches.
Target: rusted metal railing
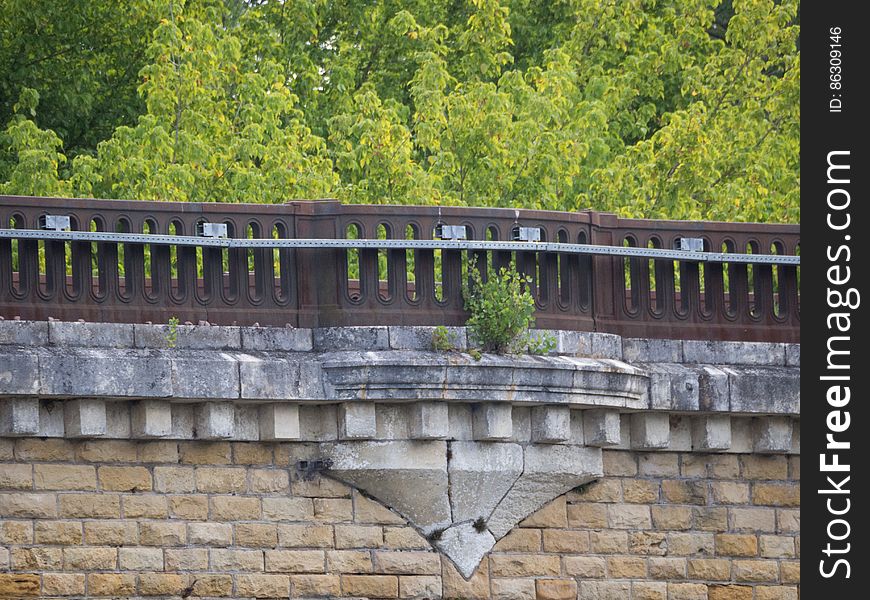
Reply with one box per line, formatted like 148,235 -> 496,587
0,196 -> 799,342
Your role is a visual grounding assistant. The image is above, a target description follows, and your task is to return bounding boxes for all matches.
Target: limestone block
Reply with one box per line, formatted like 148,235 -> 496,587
37,348 -> 171,398
106,402 -> 131,438
134,324 -> 241,349
195,402 -> 235,439
132,400 -> 172,438
241,327 -> 313,351
692,416 -> 732,451
171,404 -> 195,438
753,417 -> 793,453
531,406 -> 571,443
0,349 -> 39,395
64,399 -> 107,437
171,353 -> 238,400
409,402 -> 449,440
234,405 -> 260,441
622,338 -> 683,363
49,321 -> 134,348
39,400 -> 65,437
313,327 -> 389,351
683,340 -> 786,366
323,441 -> 450,534
0,398 -> 39,435
448,442 -> 522,523
645,364 -> 699,411
376,405 -> 411,440
630,413 -> 670,450
472,403 -> 513,440
299,405 -> 338,441
0,319 -> 48,345
238,355 -> 310,400
339,403 -> 377,439
260,404 -> 301,441
582,409 -> 621,446
729,367 -> 799,415
487,445 -> 602,539
697,366 -> 730,412
434,522 -> 496,579
389,326 -> 467,351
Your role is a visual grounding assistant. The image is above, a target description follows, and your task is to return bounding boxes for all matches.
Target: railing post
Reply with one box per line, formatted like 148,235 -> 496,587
589,212 -> 620,334
293,201 -> 342,328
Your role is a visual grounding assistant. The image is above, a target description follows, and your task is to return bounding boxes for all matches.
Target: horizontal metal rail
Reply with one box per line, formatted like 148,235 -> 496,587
0,229 -> 800,265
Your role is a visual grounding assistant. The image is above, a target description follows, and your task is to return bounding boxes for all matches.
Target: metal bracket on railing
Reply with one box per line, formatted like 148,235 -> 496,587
512,226 -> 542,242
677,237 -> 704,252
196,222 -> 228,238
39,215 -> 71,231
435,224 -> 468,241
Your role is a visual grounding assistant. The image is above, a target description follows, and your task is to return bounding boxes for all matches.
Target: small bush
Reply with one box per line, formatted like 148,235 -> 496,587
462,260 -> 554,354
432,325 -> 456,351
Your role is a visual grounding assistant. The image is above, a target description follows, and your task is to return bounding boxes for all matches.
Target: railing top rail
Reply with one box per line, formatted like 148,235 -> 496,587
0,195 -> 800,234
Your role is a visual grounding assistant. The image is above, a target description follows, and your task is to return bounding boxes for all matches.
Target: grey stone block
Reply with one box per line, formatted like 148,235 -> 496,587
785,344 -> 800,367
644,364 -> 699,411
299,404 -> 338,441
753,417 -> 793,453
49,321 -> 134,348
0,349 -> 40,395
389,326 -> 467,351
241,327 -> 313,352
134,324 -> 241,350
692,415 -> 732,450
553,331 -> 593,356
323,440 -> 450,533
472,403 -> 513,440
339,402 -> 377,439
39,400 -> 65,437
410,402 -> 449,440
64,399 -> 107,437
132,400 -> 173,438
106,402 -> 131,438
171,353 -> 239,400
0,320 -> 49,346
487,445 -> 602,539
37,348 -> 171,398
590,333 -> 623,359
434,522 -> 496,579
238,355 -> 304,400
531,406 -> 571,443
375,404 -> 410,440
630,413 -> 670,449
448,441 -> 523,523
195,402 -> 235,439
510,406 -> 531,442
729,417 -> 753,453
582,409 -> 621,446
683,340 -> 786,366
0,397 -> 40,435
447,404 -> 473,441
728,367 -> 799,415
259,404 -> 301,440
171,404 -> 195,439
313,327 -> 389,351
234,405 -> 260,441
697,366 -> 730,412
668,415 -> 692,451
622,338 -> 683,363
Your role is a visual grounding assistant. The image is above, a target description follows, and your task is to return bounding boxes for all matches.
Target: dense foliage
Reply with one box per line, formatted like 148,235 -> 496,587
0,0 -> 799,222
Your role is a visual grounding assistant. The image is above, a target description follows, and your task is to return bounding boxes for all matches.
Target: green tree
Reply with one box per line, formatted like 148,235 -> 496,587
0,0 -> 800,224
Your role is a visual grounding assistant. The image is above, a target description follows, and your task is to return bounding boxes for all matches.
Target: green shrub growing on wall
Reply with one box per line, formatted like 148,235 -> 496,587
462,260 -> 554,354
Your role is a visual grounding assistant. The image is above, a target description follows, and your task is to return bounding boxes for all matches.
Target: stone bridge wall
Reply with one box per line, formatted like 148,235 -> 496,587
0,322 -> 799,600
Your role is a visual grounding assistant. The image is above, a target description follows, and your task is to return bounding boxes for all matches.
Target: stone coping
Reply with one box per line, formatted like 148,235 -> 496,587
0,321 -> 798,416
0,320 -> 800,366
